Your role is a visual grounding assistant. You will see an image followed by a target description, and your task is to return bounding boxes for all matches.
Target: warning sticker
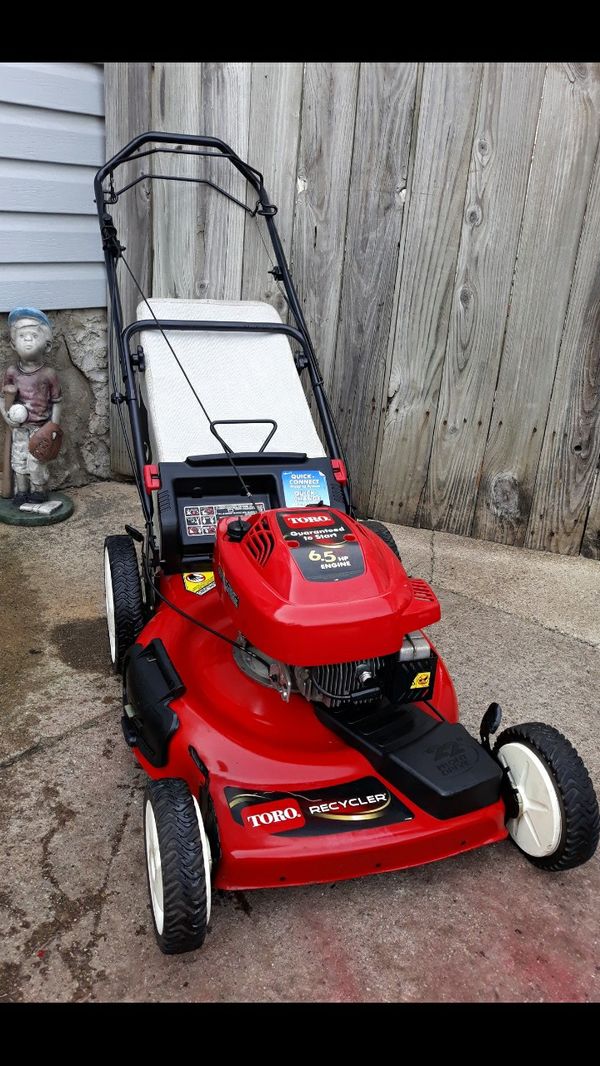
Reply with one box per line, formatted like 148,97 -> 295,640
183,571 -> 216,596
281,470 -> 330,508
410,671 -> 431,690
183,501 -> 265,539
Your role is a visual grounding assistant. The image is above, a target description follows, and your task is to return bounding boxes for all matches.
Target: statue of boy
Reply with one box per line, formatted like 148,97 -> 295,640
1,308 -> 63,504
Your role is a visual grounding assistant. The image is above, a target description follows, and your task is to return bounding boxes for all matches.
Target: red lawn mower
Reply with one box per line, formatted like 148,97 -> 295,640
96,133 -> 599,954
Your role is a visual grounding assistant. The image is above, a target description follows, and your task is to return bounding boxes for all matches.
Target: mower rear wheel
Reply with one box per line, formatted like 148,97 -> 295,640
103,535 -> 144,672
362,520 -> 401,560
143,778 -> 212,955
494,723 -> 599,871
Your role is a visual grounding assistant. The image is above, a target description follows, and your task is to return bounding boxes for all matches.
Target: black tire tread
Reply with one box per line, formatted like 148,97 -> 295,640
494,722 -> 599,872
104,535 -> 144,671
144,778 -> 209,955
362,520 -> 401,560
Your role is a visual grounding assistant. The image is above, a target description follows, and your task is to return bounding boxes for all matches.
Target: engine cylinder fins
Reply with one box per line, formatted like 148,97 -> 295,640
232,633 -> 432,707
296,657 -> 390,708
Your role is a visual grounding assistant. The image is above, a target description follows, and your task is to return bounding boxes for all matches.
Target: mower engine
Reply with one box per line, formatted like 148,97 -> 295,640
214,507 -> 441,708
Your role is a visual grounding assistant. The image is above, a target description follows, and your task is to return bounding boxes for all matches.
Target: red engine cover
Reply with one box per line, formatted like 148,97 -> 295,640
214,507 -> 440,666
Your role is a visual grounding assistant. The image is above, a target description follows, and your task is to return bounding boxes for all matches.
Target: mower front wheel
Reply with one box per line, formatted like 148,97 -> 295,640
143,778 -> 212,955
494,722 -> 599,872
104,535 -> 144,672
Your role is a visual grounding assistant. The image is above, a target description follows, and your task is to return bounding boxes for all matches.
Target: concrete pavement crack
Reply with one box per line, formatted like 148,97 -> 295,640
435,583 -> 599,650
72,782 -> 138,1002
0,708 -> 115,771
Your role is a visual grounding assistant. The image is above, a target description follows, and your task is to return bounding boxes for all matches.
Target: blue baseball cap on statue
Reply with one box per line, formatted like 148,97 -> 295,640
8,307 -> 51,329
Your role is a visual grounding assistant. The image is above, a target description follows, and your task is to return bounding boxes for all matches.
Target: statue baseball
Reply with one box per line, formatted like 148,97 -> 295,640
1,308 -> 63,506
8,404 -> 28,425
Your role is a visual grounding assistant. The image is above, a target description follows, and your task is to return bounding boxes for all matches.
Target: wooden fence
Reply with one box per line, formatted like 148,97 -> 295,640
104,62 -> 600,558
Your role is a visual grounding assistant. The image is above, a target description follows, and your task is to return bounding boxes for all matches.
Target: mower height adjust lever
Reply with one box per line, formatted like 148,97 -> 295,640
480,702 -> 502,751
125,524 -> 144,543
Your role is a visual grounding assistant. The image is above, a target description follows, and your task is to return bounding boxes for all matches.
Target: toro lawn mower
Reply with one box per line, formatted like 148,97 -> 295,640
96,133 -> 599,954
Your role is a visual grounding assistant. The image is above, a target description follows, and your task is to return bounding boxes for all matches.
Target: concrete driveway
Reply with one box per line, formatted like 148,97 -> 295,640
1,482 -> 599,1002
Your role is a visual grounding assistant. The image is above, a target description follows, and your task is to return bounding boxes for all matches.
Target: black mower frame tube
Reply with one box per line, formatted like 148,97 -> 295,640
263,211 -> 348,490
104,252 -> 153,529
95,132 -> 351,518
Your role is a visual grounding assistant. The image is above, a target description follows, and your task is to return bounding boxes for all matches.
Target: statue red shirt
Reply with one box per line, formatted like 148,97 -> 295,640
2,363 -> 62,424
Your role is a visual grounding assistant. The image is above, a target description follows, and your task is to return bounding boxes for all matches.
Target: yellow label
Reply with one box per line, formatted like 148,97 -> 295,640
183,571 -> 215,596
411,671 -> 431,690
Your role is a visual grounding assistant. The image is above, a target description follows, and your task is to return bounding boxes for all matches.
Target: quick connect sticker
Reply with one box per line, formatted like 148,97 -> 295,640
183,572 -> 215,596
282,470 -> 330,507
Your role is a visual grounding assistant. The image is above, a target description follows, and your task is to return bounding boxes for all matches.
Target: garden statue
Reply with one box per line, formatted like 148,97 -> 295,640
1,308 -> 66,520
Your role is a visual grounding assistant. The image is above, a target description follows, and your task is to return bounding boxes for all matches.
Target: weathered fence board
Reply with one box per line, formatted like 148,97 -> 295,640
240,63 -> 303,317
104,62 -> 152,476
371,63 -> 482,524
200,63 -> 251,301
473,63 -> 600,546
332,62 -> 419,514
291,62 -> 359,423
418,63 -> 546,534
526,146 -> 600,553
150,63 -> 204,300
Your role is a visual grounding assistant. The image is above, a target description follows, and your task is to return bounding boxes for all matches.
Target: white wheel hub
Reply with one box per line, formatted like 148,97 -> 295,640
104,549 -> 116,664
145,800 -> 164,935
498,741 -> 563,858
193,796 -> 212,923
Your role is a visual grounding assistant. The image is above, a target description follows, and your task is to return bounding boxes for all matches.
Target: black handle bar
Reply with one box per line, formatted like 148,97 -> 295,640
94,132 -> 263,203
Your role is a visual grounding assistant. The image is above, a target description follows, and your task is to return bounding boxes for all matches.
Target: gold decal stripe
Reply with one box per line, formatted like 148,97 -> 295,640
228,792 -> 267,809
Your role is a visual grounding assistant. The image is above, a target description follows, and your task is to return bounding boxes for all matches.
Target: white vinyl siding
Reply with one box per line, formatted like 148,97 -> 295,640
0,62 -> 105,311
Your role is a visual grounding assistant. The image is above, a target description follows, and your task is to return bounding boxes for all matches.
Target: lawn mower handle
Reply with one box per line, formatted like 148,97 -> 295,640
94,132 -> 264,204
95,131 -> 353,514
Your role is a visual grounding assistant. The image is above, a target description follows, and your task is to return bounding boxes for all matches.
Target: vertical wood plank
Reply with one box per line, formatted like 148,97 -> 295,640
526,147 -> 600,553
580,468 -> 600,558
291,62 -> 359,421
200,63 -> 251,300
150,62 -> 203,299
332,62 -> 419,513
473,63 -> 600,546
372,63 -> 482,525
104,62 -> 152,475
419,63 -> 546,534
241,63 -> 303,317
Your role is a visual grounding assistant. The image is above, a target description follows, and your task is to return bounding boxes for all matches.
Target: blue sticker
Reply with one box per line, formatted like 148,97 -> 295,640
282,470 -> 330,507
